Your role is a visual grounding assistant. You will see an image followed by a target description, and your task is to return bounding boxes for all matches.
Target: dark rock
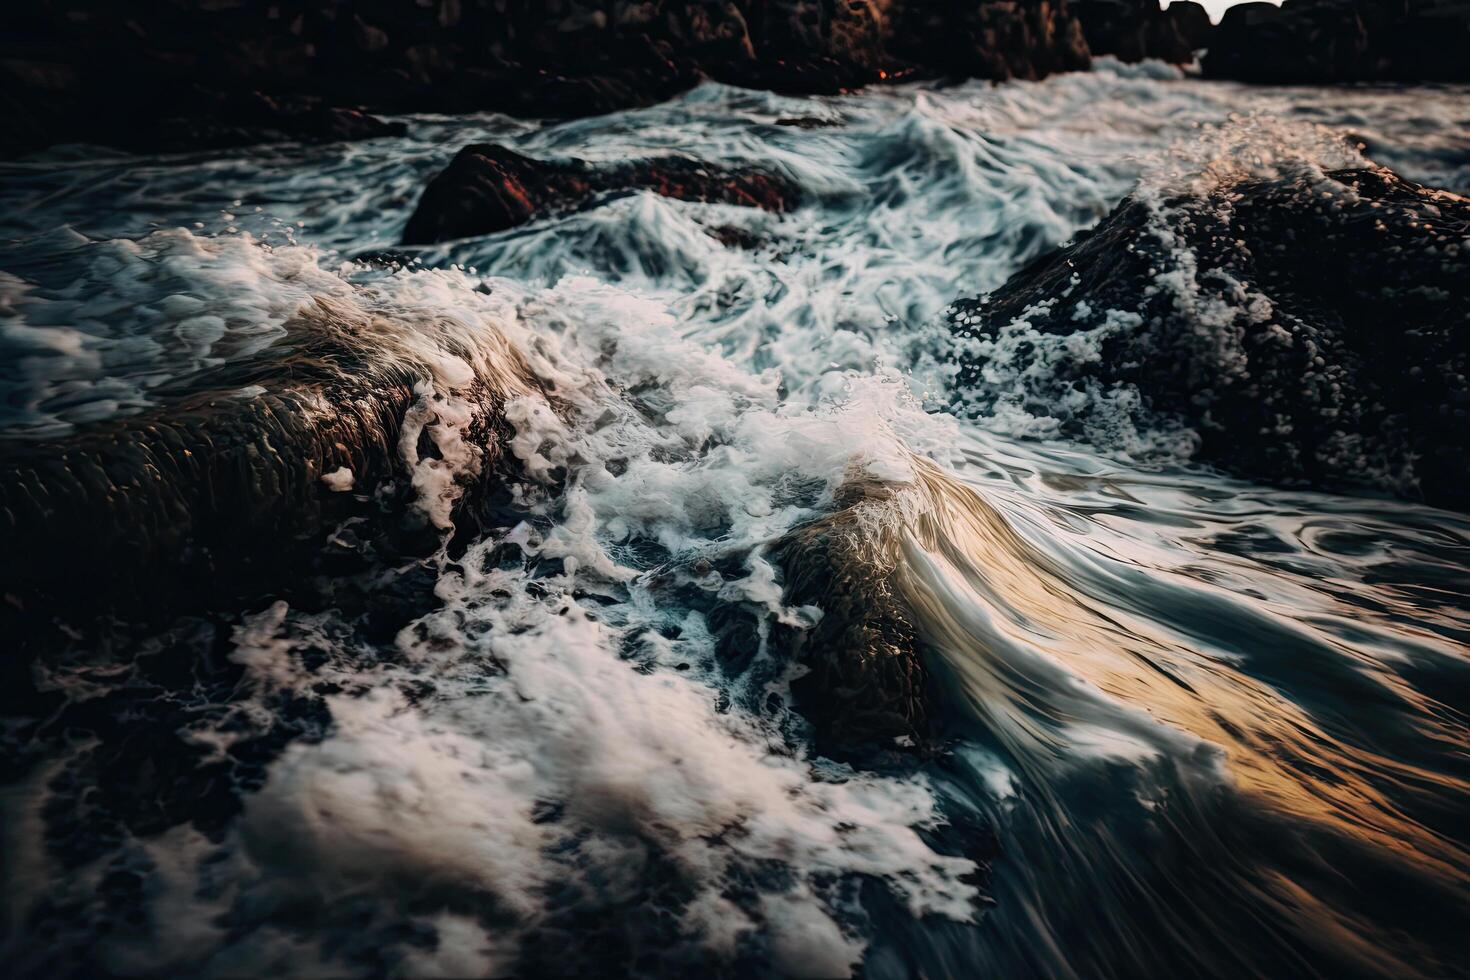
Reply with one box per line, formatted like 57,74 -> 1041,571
1166,0 -> 1214,49
1204,0 -> 1363,82
0,294 -> 545,639
1204,0 -> 1470,82
774,115 -> 843,129
888,0 -> 1093,80
773,480 -> 931,750
151,91 -> 409,153
1,0 -> 1102,158
1393,0 -> 1470,80
401,143 -> 801,245
947,166 -> 1470,509
0,57 -> 406,156
1073,0 -> 1199,63
705,223 -> 767,250
352,15 -> 390,54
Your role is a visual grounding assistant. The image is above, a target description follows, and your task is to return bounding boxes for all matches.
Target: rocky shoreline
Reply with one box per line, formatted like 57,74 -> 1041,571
2,0 -> 1085,157
7,1 -> 1467,159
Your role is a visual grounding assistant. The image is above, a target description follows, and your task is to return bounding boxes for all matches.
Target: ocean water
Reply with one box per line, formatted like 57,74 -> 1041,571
3,61 -> 1469,977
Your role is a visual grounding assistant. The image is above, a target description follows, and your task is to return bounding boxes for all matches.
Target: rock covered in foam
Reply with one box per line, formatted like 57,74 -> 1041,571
401,144 -> 802,246
948,166 -> 1470,509
0,292 -> 544,638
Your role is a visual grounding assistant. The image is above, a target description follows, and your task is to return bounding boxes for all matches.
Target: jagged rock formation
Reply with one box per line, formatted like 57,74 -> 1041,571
1072,0 -> 1210,63
2,0 -> 1091,157
1203,0 -> 1470,82
402,144 -> 800,245
947,166 -> 1470,510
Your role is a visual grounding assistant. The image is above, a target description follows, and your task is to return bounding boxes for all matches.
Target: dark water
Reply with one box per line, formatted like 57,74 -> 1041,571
3,63 -> 1469,977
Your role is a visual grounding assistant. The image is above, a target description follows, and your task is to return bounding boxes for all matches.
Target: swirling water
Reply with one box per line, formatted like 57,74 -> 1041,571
3,61 -> 1469,977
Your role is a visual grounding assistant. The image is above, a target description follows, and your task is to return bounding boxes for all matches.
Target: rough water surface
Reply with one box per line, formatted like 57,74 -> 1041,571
3,62 -> 1469,978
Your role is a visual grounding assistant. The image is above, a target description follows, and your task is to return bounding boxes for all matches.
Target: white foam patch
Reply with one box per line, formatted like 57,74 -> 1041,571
228,555 -> 975,972
320,466 -> 355,491
185,268 -> 985,972
0,229 -> 353,435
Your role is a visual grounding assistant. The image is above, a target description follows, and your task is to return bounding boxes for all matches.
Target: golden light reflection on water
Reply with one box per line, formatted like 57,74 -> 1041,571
837,454 -> 1470,887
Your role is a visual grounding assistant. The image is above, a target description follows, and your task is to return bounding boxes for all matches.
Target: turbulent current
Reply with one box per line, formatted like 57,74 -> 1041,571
3,61 -> 1469,978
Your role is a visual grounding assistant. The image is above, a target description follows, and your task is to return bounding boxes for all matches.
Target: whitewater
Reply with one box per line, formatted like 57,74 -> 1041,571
2,61 -> 1468,978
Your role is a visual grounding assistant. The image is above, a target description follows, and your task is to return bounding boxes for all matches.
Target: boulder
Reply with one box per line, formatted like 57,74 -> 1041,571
401,143 -> 801,245
774,479 -> 930,750
947,166 -> 1470,510
0,294 -> 545,636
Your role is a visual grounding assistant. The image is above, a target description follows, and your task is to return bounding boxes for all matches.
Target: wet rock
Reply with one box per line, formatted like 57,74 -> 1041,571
705,223 -> 767,250
1204,0 -> 1470,82
401,143 -> 801,245
947,166 -> 1470,510
0,296 -> 541,638
774,115 -> 843,129
773,481 -> 931,751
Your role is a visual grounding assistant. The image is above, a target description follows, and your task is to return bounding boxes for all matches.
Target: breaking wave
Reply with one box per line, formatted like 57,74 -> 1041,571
3,69 -> 1469,977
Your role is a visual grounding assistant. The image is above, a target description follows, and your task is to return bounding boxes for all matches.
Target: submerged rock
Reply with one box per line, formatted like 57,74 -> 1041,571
401,144 -> 801,245
1203,0 -> 1470,83
947,166 -> 1470,509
